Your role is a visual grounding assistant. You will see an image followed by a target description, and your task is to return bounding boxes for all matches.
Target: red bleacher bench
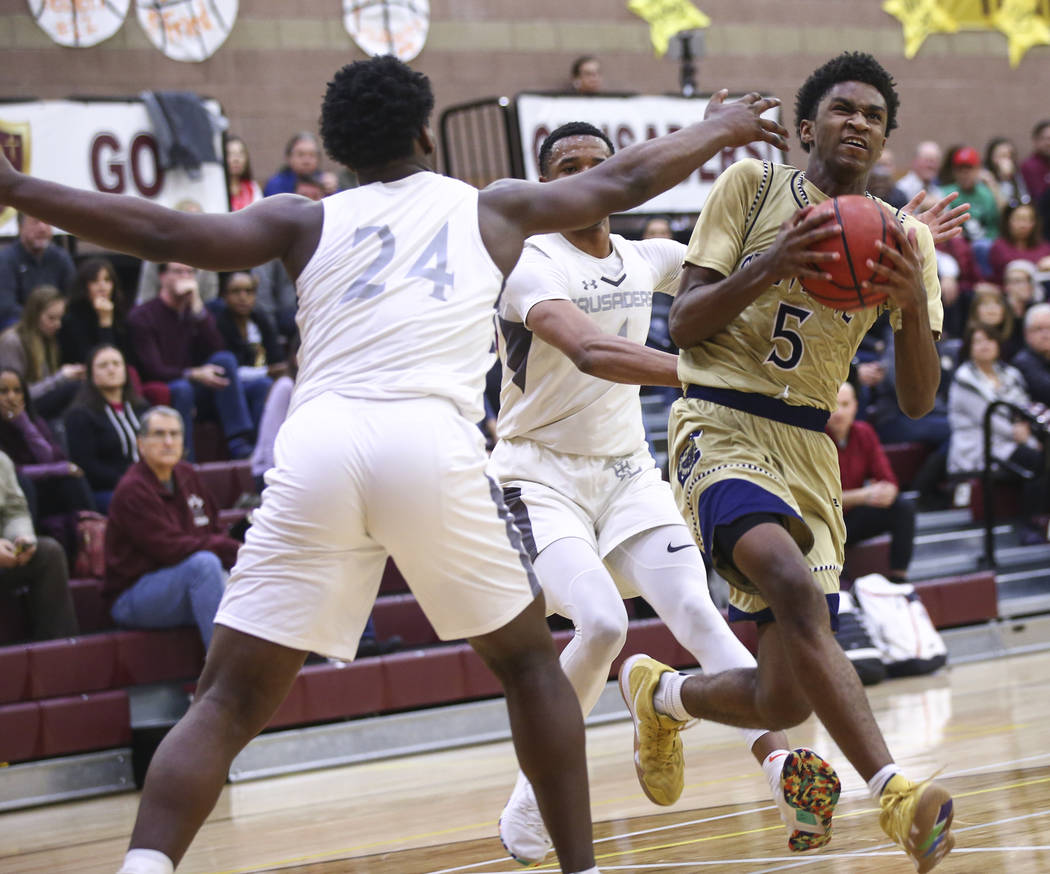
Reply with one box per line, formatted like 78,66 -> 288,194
883,442 -> 931,490
913,571 -> 998,628
0,690 -> 131,764
192,460 -> 256,509
842,535 -> 892,581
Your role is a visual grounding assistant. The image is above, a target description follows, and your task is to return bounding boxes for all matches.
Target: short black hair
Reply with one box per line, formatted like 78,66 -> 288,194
572,55 -> 597,77
794,52 -> 900,153
537,122 -> 614,176
320,56 -> 435,171
1033,119 -> 1050,139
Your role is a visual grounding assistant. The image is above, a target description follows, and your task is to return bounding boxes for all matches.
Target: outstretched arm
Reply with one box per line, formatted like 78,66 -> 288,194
527,299 -> 680,387
0,153 -> 318,272
479,92 -> 787,275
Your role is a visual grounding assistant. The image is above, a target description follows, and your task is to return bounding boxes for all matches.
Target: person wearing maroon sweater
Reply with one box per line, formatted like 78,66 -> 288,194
126,262 -> 255,461
827,382 -> 917,583
105,406 -> 238,646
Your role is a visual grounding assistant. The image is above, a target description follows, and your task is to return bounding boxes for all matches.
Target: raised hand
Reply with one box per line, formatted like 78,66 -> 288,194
901,190 -> 970,245
704,90 -> 789,153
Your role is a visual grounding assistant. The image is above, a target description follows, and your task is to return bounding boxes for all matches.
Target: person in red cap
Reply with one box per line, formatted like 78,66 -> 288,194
943,146 -> 1000,241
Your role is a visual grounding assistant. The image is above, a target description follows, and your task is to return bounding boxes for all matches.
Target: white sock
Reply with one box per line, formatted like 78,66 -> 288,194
654,671 -> 691,722
571,868 -> 601,874
867,763 -> 901,800
761,749 -> 792,796
117,849 -> 174,874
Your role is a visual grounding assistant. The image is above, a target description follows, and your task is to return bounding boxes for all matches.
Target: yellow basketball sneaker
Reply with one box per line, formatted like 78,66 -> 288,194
879,775 -> 955,872
618,653 -> 688,806
776,749 -> 841,852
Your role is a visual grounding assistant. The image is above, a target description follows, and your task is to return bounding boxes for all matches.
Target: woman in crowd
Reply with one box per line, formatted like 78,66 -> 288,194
983,136 -> 1030,211
0,367 -> 95,550
0,285 -> 84,419
225,135 -> 262,212
987,202 -> 1050,286
59,257 -> 130,368
969,286 -> 1023,360
214,272 -> 286,430
64,345 -> 148,513
948,323 -> 1047,543
1002,260 -> 1042,329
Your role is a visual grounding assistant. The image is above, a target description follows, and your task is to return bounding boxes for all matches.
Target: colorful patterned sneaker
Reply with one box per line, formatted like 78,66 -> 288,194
618,653 -> 688,806
775,749 -> 841,851
879,775 -> 955,872
498,772 -> 552,866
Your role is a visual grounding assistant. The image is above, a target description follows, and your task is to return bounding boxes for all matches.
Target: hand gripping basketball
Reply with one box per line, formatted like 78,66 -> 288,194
799,195 -> 900,311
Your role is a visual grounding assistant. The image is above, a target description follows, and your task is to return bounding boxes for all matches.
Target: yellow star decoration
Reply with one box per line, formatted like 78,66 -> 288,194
882,0 -> 959,57
992,0 -> 1050,66
628,0 -> 711,57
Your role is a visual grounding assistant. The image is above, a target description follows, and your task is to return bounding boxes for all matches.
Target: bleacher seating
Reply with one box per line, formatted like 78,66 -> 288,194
0,454 -> 1008,778
883,442 -> 931,490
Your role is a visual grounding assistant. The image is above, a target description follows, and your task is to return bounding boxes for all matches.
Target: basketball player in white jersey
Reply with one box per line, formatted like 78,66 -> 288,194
0,57 -> 788,874
491,122 -> 839,865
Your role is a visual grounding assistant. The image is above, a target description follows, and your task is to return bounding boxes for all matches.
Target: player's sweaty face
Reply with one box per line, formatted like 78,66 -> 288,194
810,81 -> 887,177
544,136 -> 612,181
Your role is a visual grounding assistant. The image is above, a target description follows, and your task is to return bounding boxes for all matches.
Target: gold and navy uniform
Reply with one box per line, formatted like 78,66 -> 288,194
670,159 -> 942,623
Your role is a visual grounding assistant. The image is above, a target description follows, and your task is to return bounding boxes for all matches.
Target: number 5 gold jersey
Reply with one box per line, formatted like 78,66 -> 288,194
679,159 -> 942,412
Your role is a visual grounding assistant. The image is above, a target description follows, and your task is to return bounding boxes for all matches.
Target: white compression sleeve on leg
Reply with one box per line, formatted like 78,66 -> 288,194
605,526 -> 758,675
533,537 -> 629,718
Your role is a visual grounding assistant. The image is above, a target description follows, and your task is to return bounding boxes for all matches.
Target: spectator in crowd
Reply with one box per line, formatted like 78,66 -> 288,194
136,201 -> 219,306
127,262 -> 256,460
225,135 -> 262,212
1012,302 -> 1050,407
213,272 -> 285,429
0,285 -> 84,418
249,174 -> 323,340
947,322 -> 1047,542
983,136 -> 1030,210
937,233 -> 980,340
827,382 -> 916,582
64,344 -> 148,512
1020,119 -> 1050,206
944,146 -> 1000,242
570,55 -> 602,94
1003,260 -> 1042,325
249,334 -> 297,494
895,140 -> 942,203
263,132 -> 321,196
0,213 -> 75,328
104,406 -> 238,646
0,366 -> 95,551
641,216 -> 674,240
318,170 -> 341,196
970,286 -> 1023,360
0,449 -> 77,641
59,257 -> 130,368
988,202 -> 1050,285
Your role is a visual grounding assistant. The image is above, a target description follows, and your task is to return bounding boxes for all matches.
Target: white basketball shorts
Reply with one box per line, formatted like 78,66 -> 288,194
215,393 -> 540,661
487,437 -> 686,561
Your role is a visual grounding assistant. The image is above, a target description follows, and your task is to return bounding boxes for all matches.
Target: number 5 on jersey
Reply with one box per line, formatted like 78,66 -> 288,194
341,222 -> 455,303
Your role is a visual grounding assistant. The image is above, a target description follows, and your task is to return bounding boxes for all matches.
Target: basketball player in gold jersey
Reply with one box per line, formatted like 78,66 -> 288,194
620,53 -> 958,872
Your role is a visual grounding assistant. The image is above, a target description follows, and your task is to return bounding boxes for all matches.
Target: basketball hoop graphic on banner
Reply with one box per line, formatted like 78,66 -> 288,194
0,120 -> 30,229
343,0 -> 430,62
136,0 -> 237,62
27,0 -> 130,48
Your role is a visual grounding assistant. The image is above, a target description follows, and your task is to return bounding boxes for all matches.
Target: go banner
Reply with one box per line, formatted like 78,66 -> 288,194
0,98 -> 228,237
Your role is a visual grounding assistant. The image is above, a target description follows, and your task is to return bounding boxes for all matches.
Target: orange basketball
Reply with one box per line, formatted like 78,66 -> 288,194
799,195 -> 898,311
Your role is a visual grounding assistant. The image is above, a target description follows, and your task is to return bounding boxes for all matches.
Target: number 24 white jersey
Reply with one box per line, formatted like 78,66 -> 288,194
291,173 -> 503,422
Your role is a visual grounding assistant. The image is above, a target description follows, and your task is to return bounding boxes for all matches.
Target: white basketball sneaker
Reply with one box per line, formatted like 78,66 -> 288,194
498,771 -> 552,865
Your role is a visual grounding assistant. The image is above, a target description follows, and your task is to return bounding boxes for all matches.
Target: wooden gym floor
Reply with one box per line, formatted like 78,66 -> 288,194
3,650 -> 1049,873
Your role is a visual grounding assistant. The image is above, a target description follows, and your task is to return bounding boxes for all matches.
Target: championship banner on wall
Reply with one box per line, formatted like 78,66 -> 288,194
0,98 -> 228,237
515,92 -> 782,214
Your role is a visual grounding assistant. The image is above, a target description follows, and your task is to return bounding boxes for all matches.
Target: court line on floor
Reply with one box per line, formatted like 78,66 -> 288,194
199,759 -> 1050,873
